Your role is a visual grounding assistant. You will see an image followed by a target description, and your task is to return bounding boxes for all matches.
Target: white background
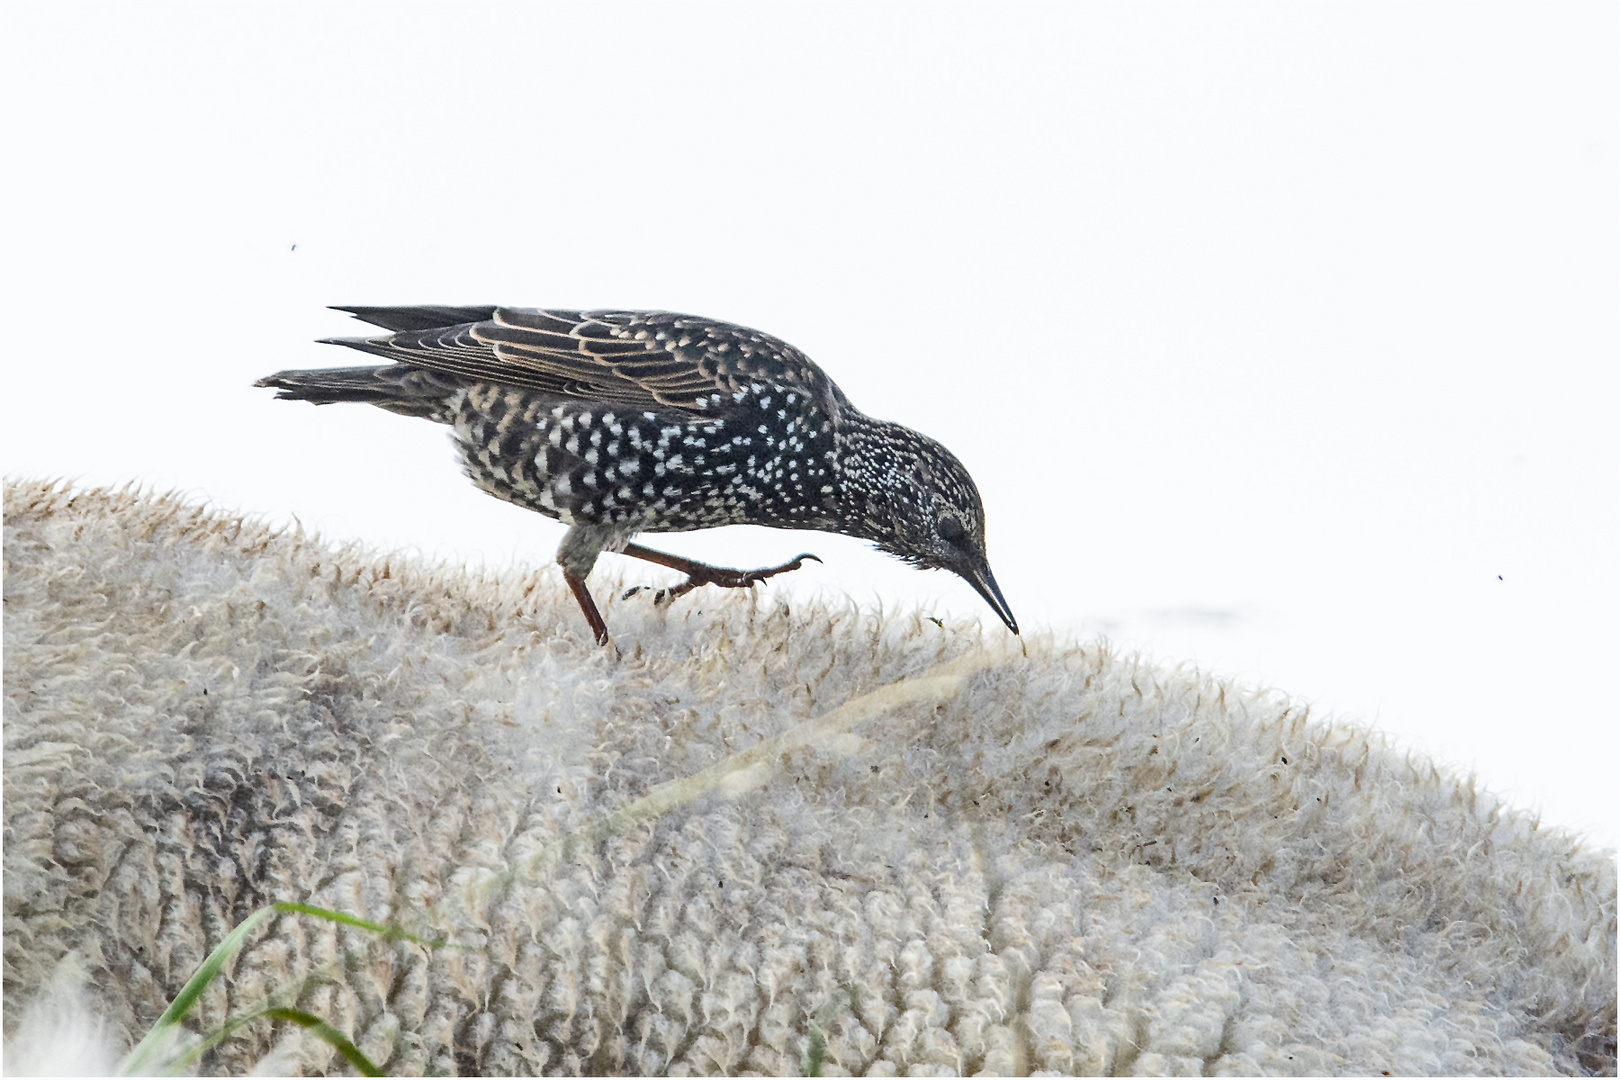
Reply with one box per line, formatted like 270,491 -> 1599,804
4,4 -> 1614,847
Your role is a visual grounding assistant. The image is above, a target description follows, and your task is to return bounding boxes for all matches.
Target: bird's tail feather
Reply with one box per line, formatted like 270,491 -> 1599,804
254,365 -> 459,419
330,305 -> 498,332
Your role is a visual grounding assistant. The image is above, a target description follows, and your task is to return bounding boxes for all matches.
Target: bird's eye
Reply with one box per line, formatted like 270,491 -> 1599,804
938,514 -> 965,544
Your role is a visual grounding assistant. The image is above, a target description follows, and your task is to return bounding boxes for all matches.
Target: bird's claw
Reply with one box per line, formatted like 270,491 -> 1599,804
623,553 -> 822,607
696,552 -> 821,589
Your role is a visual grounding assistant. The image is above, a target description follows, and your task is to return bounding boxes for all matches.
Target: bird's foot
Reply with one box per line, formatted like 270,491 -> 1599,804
621,553 -> 821,606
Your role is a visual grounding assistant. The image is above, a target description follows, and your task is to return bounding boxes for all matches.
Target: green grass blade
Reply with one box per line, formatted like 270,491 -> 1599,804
259,1008 -> 384,1076
119,906 -> 276,1074
270,900 -> 448,948
122,900 -> 444,1074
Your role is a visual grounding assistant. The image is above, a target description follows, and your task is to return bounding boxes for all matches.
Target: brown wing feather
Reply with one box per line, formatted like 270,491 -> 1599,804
476,309 -> 838,413
325,307 -> 846,417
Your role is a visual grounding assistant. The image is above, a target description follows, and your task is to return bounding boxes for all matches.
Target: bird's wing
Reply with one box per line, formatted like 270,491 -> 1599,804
322,307 -> 842,417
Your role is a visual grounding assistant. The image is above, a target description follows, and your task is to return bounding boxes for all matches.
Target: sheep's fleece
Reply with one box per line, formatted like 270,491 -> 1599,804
3,480 -> 1614,1076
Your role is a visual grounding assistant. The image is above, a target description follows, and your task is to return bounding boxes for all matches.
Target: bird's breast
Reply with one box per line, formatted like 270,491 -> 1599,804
447,383 -> 841,533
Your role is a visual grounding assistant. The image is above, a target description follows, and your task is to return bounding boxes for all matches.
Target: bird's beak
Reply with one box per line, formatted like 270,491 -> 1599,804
963,563 -> 1019,635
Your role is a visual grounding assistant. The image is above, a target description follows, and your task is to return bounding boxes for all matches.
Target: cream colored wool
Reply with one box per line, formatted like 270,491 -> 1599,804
3,479 -> 1614,1077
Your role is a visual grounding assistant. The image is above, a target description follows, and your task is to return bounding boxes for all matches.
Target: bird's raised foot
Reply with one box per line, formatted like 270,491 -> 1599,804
621,552 -> 821,606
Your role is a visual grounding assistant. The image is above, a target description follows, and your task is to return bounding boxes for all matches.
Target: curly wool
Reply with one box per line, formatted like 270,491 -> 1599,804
3,479 -> 1614,1076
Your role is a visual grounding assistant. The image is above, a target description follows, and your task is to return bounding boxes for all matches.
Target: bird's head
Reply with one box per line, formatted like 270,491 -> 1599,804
845,425 -> 1019,635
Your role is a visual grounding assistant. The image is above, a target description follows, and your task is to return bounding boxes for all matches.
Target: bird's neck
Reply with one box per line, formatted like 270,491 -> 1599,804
834,417 -> 923,545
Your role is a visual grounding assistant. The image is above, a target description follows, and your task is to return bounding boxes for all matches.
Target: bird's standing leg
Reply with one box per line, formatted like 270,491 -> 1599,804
556,525 -> 617,647
563,569 -> 612,646
618,543 -> 821,604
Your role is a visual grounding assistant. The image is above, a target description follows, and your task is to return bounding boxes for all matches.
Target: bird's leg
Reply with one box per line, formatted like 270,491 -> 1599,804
556,524 -> 618,648
563,568 -> 612,647
619,543 -> 821,604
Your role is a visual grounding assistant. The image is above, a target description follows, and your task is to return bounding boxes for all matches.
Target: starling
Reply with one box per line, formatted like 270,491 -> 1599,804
257,307 -> 1017,645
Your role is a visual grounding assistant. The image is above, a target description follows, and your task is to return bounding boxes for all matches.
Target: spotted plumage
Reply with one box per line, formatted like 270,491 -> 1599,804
257,306 -> 1016,645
